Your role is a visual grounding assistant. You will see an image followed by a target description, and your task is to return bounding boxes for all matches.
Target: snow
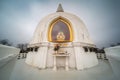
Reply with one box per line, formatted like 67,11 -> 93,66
0,58 -> 116,80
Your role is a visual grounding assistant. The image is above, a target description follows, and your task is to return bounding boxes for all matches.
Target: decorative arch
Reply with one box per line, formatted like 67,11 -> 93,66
48,17 -> 74,42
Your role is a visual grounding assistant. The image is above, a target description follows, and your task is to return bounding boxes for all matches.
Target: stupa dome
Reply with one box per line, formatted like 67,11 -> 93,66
30,5 -> 94,46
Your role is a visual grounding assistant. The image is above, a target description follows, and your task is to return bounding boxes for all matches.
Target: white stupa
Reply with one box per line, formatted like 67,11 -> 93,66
25,4 -> 98,70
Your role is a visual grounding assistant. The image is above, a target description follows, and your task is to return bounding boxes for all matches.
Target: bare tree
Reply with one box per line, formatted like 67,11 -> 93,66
0,39 -> 12,46
17,43 -> 28,53
17,44 -> 24,49
116,43 -> 120,46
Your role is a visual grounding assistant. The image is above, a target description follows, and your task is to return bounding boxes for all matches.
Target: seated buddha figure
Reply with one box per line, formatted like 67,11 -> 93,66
57,32 -> 65,41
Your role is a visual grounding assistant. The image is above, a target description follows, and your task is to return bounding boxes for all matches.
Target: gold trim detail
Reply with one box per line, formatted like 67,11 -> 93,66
48,17 -> 74,42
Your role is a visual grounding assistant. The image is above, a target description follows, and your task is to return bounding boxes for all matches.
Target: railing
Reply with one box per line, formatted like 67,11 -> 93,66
28,42 -> 96,48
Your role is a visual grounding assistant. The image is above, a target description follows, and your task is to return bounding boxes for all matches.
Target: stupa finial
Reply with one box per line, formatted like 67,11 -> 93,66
56,3 -> 64,12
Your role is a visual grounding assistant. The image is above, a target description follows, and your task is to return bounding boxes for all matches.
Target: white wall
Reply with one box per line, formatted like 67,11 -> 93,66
0,44 -> 20,67
105,46 -> 120,79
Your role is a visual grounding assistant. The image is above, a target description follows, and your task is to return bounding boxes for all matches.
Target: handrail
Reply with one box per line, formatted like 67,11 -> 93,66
28,42 -> 96,48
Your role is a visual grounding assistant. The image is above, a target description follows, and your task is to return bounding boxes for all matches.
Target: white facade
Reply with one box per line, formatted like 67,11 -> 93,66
26,6 -> 98,70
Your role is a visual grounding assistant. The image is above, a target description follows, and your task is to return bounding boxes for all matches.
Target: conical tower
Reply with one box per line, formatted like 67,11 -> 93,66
56,4 -> 64,12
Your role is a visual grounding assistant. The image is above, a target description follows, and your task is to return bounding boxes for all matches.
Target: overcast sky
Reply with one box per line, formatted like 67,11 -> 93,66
0,0 -> 120,48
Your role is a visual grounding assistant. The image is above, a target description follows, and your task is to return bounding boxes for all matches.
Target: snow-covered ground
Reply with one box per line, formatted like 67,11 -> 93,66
0,58 -> 116,80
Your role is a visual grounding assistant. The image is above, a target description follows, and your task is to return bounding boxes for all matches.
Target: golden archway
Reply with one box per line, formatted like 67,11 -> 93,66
48,17 -> 74,42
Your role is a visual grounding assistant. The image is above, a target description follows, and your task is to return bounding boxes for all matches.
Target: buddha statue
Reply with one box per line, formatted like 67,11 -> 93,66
57,32 -> 65,41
